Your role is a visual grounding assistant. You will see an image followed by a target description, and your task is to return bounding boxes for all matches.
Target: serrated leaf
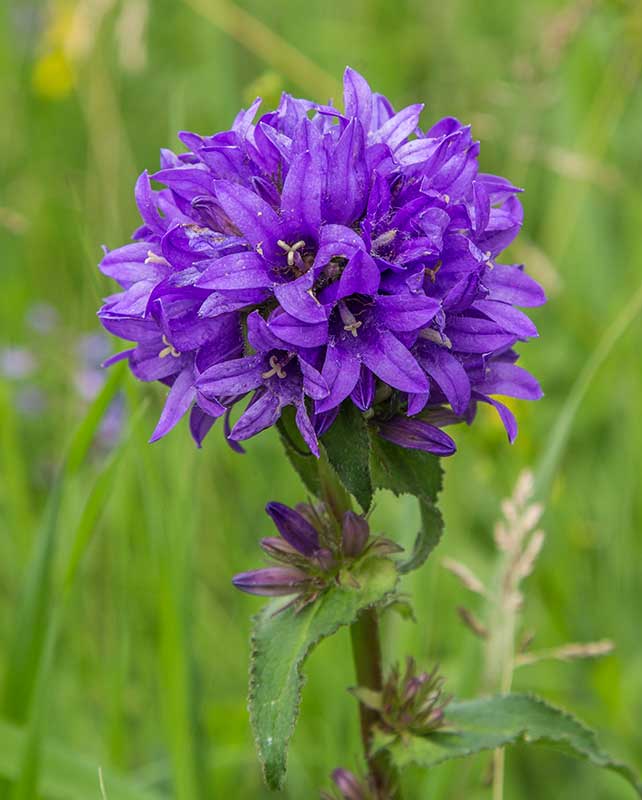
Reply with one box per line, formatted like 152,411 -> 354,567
373,693 -> 642,796
369,433 -> 444,572
249,557 -> 398,789
321,404 -> 373,511
276,408 -> 320,497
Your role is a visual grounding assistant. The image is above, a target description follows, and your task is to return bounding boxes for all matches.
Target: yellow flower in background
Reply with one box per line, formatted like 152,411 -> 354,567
31,1 -> 77,100
31,0 -> 148,100
32,48 -> 75,99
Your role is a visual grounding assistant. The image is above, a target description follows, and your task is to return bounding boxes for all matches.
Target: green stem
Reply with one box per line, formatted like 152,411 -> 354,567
318,452 -> 401,799
350,609 -> 401,799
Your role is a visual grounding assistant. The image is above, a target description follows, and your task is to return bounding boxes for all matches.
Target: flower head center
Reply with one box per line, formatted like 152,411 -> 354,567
158,334 -> 181,358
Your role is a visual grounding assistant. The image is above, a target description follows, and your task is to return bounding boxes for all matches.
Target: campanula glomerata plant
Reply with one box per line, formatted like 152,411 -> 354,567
97,68 -> 641,799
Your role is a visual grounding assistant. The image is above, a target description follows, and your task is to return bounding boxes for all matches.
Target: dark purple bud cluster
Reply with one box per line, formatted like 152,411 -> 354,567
232,501 -> 401,611
352,658 -> 450,738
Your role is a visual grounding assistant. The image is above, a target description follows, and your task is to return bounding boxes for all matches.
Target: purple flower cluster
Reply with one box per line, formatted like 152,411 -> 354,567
98,68 -> 544,456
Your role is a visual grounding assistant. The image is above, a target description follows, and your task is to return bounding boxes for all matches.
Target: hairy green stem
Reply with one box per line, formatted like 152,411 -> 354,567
350,609 -> 401,799
318,451 -> 401,799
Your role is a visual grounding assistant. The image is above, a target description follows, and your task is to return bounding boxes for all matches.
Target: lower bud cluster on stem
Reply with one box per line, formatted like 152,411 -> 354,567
320,768 -> 378,800
323,661 -> 450,798
352,658 -> 451,739
232,500 -> 402,612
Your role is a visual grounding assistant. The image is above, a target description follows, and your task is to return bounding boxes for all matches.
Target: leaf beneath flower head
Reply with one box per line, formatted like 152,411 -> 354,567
369,433 -> 444,573
321,403 -> 373,512
249,557 -> 398,790
373,693 -> 642,797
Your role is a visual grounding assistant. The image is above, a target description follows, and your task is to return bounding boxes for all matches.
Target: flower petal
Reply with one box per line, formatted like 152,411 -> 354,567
375,292 -> 440,331
316,345 -> 361,413
231,390 -> 281,441
214,180 -> 283,254
197,354 -> 264,396
416,343 -> 471,415
149,368 -> 196,443
196,252 -> 270,290
474,362 -> 543,400
361,330 -> 429,394
280,149 -> 322,234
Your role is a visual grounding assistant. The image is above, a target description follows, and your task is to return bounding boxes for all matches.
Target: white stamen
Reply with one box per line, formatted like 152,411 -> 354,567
420,328 -> 452,349
425,260 -> 442,282
372,229 -> 398,250
145,250 -> 170,266
158,334 -> 181,358
339,301 -> 362,337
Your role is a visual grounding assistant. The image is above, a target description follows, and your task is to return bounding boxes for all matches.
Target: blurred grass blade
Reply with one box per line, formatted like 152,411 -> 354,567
0,383 -> 34,539
535,279 -> 642,496
63,401 -> 148,589
138,448 -> 207,800
181,0 -> 340,99
2,363 -> 127,722
66,362 -> 127,474
0,717 -> 163,800
8,402 -> 145,799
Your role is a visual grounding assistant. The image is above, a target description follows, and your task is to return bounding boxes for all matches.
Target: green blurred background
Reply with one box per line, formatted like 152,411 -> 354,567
1,0 -> 641,797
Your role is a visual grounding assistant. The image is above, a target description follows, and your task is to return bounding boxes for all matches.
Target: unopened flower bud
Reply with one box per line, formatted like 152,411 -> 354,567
232,567 -> 309,597
266,502 -> 320,556
341,511 -> 370,557
331,768 -> 367,800
260,537 -> 299,562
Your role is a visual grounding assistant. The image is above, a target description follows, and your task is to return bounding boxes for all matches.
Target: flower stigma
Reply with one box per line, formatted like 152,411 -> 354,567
277,239 -> 306,267
262,354 -> 288,379
339,301 -> 362,337
158,335 -> 181,358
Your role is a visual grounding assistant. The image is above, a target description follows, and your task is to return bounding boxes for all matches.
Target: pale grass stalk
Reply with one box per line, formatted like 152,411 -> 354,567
181,0 -> 341,100
98,766 -> 108,800
487,471 -> 544,800
515,639 -> 615,668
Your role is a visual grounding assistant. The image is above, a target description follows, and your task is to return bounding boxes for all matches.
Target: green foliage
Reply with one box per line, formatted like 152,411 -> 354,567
249,557 -> 398,789
2,366 -> 128,724
369,434 -> 444,573
321,404 -> 373,512
0,718 -> 163,800
374,694 -> 642,796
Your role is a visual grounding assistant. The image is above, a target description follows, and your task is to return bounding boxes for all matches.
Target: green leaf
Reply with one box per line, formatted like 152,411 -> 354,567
276,408 -> 320,497
374,693 -> 642,797
321,404 -> 373,511
249,557 -> 398,790
369,434 -> 444,572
